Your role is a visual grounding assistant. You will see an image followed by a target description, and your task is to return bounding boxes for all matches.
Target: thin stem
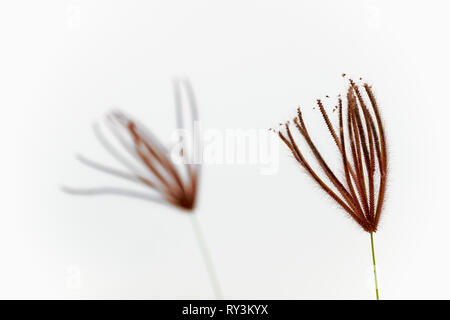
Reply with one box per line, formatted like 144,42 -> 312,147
370,232 -> 380,300
190,215 -> 223,299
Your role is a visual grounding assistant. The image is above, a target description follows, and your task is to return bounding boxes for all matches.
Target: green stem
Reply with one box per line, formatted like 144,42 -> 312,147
370,232 -> 380,300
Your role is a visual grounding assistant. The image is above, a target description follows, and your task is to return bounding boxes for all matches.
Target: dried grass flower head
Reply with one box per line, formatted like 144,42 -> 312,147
63,79 -> 200,212
63,80 -> 224,299
277,79 -> 387,233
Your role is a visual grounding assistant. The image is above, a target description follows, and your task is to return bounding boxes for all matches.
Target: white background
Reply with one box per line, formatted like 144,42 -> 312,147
0,0 -> 448,299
